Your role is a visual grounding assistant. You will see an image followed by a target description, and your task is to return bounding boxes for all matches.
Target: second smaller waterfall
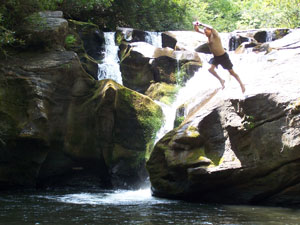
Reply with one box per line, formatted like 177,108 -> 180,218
98,32 -> 123,84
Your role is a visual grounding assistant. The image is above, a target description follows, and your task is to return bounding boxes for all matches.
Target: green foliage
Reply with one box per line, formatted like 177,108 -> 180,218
0,0 -> 299,54
174,116 -> 184,128
0,13 -> 24,57
60,0 -> 300,32
64,34 -> 77,47
237,0 -> 300,29
0,0 -> 62,55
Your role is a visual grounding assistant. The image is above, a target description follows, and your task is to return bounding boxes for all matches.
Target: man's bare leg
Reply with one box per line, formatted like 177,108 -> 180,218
208,65 -> 225,89
228,69 -> 245,93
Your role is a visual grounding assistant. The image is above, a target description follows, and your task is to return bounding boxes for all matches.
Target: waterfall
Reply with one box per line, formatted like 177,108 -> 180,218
98,32 -> 123,84
145,32 -> 162,48
154,59 -> 217,142
266,30 -> 274,42
153,49 -> 254,143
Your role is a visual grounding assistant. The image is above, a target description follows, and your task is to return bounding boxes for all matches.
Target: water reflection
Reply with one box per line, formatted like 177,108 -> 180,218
1,189 -> 300,225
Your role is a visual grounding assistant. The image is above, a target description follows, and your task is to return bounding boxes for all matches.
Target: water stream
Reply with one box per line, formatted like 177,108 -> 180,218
1,188 -> 300,225
1,32 -> 300,225
97,32 -> 123,84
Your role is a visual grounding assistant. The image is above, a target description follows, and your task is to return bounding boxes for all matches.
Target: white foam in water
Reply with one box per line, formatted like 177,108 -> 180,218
40,189 -> 173,205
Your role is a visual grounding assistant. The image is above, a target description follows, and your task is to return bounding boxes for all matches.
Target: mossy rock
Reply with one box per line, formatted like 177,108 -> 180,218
114,86 -> 163,154
68,19 -> 105,60
145,82 -> 179,105
79,53 -> 99,80
120,50 -> 154,93
20,11 -> 68,49
66,20 -> 102,79
151,56 -> 177,84
174,104 -> 186,128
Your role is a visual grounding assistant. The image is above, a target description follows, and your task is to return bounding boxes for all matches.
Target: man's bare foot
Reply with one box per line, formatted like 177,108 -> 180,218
220,79 -> 225,89
241,84 -> 246,93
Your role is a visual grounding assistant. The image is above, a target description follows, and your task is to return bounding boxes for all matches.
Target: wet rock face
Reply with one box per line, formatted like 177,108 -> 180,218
0,51 -> 82,187
0,11 -> 166,190
229,28 -> 290,51
147,29 -> 300,206
229,35 -> 250,51
0,49 -> 163,189
162,32 -> 177,49
119,42 -> 202,93
20,11 -> 68,49
147,93 -> 300,205
68,19 -> 105,61
115,27 -> 150,44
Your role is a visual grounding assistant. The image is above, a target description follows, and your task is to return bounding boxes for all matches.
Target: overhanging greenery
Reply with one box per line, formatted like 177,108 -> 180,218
1,0 -> 299,55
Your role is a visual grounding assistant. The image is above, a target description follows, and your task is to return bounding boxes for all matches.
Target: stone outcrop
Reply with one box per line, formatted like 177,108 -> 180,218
68,19 -> 105,61
145,82 -> 179,105
20,11 -> 68,49
0,12 -> 164,190
115,27 -> 150,45
147,29 -> 300,206
119,41 -> 202,93
162,31 -> 206,51
162,32 -> 177,49
66,19 -> 105,79
0,50 -> 163,189
229,28 -> 290,51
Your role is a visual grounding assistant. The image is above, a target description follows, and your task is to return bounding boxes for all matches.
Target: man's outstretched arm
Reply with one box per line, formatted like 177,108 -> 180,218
193,21 -> 218,36
193,24 -> 204,34
196,22 -> 213,30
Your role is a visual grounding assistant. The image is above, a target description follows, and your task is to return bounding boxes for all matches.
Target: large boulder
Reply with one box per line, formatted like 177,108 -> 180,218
68,19 -> 105,61
0,50 -> 163,189
151,53 -> 202,85
120,45 -> 154,93
147,29 -> 300,206
19,13 -> 102,80
115,27 -> 151,45
151,56 -> 178,84
147,92 -> 300,205
195,43 -> 211,54
0,51 -> 83,188
66,19 -> 105,79
20,11 -> 68,49
145,82 -> 179,105
228,29 -> 290,51
229,35 -> 251,51
120,42 -> 202,93
162,32 -> 177,49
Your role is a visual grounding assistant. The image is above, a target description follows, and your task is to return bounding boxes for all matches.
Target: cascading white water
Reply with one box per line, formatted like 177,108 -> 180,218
145,32 -> 162,48
153,48 -> 262,143
41,188 -> 175,205
153,33 -> 236,142
98,32 -> 123,84
154,53 -> 222,142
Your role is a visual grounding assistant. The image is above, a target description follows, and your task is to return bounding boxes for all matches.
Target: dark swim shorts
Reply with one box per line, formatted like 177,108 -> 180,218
209,52 -> 233,70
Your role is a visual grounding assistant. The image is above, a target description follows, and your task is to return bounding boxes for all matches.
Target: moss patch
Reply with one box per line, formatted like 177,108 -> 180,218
145,82 -> 179,105
114,86 -> 163,155
174,116 -> 184,128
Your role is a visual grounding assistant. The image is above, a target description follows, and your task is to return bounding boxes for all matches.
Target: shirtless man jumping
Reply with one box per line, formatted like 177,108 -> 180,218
193,21 -> 245,93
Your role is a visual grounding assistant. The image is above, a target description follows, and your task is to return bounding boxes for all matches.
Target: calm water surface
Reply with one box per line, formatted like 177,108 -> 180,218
1,188 -> 300,225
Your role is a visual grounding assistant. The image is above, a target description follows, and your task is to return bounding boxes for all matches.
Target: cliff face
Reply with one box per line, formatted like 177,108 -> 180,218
2,9 -> 300,207
147,29 -> 300,206
0,12 -> 163,189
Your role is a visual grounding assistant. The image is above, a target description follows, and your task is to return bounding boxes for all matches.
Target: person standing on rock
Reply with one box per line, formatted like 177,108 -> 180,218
193,21 -> 245,93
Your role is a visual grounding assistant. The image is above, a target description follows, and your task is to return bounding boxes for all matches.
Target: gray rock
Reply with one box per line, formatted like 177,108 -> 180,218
0,50 -> 163,189
146,29 -> 300,206
21,11 -> 68,49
